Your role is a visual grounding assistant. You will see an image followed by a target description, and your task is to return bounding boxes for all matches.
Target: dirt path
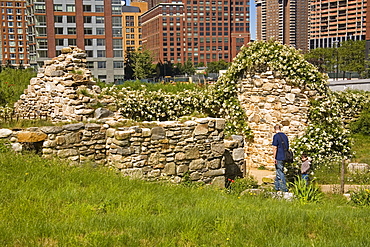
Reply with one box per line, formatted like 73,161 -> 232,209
247,168 -> 275,185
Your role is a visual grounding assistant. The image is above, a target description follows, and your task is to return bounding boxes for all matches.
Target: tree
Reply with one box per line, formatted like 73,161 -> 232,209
304,47 -> 335,73
205,60 -> 230,74
305,40 -> 367,78
180,60 -> 196,76
338,40 -> 366,77
124,49 -> 155,80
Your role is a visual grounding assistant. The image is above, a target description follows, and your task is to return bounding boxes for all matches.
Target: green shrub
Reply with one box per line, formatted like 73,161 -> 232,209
290,177 -> 324,204
350,188 -> 370,206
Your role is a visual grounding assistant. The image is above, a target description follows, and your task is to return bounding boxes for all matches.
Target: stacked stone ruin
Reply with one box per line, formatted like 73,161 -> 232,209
238,71 -> 315,169
9,45 -> 321,184
0,119 -> 246,187
14,46 -> 102,122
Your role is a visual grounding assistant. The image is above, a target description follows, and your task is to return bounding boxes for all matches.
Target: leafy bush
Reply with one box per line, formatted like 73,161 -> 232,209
290,177 -> 324,204
350,188 -> 370,206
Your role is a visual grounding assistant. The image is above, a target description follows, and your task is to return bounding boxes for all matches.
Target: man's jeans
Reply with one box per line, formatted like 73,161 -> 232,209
274,160 -> 288,192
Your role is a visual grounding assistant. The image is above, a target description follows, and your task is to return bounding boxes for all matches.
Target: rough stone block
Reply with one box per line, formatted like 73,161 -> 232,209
17,132 -> 47,143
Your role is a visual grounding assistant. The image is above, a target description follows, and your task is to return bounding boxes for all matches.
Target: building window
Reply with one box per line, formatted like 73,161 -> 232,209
54,4 -> 63,11
56,39 -> 64,46
55,27 -> 63,35
113,39 -> 122,49
98,61 -> 106,68
38,50 -> 48,58
96,16 -> 104,23
84,28 -> 92,35
68,39 -> 76,46
86,50 -> 93,57
35,28 -> 46,37
96,28 -> 105,35
112,6 -> 121,14
113,50 -> 123,57
98,75 -> 106,81
113,61 -> 123,68
84,39 -> 93,46
95,5 -> 104,12
35,4 -> 46,13
97,39 -> 105,46
112,17 -> 122,26
86,62 -> 94,68
38,39 -> 48,49
83,5 -> 92,12
68,28 -> 76,34
67,16 -> 76,23
66,5 -> 75,12
54,15 -> 63,23
83,16 -> 92,23
97,50 -> 106,57
112,28 -> 122,37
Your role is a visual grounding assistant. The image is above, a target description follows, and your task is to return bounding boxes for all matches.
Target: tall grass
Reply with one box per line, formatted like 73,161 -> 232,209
1,150 -> 370,246
0,68 -> 36,106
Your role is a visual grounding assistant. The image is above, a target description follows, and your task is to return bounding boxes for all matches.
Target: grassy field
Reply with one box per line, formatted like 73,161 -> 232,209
1,151 -> 370,246
314,133 -> 370,184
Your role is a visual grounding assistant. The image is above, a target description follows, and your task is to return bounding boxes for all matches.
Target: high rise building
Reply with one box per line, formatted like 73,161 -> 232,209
122,1 -> 148,52
255,0 -> 309,52
140,0 -> 250,64
309,0 -> 367,49
0,0 -> 28,67
26,0 -> 127,83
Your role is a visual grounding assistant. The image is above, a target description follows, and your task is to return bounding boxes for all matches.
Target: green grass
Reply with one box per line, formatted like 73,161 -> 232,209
351,133 -> 370,164
1,151 -> 370,246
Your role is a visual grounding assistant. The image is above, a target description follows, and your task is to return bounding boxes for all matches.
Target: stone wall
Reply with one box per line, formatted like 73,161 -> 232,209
0,118 -> 245,187
14,46 -> 104,122
238,72 -> 317,170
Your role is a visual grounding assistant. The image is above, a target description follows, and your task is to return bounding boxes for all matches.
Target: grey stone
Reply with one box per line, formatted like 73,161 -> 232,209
57,149 -> 79,158
190,172 -> 201,180
348,163 -> 369,173
185,147 -> 200,159
11,143 -> 23,152
232,148 -> 245,161
193,124 -> 208,136
94,108 -> 114,119
85,123 -> 102,130
211,176 -> 225,188
40,126 -> 63,134
63,123 -> 84,131
177,165 -> 189,175
151,127 -> 166,140
204,169 -> 225,177
211,143 -> 225,156
189,159 -> 206,170
163,162 -> 176,175
208,158 -> 221,169
0,129 -> 12,138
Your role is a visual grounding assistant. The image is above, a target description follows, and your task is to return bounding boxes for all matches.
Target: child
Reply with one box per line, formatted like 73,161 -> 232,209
301,153 -> 310,184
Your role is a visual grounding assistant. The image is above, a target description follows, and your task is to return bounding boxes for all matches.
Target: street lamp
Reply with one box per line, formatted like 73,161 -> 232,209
333,40 -> 339,81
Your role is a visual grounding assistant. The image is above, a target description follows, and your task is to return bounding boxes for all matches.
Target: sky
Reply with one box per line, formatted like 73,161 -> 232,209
250,0 -> 256,40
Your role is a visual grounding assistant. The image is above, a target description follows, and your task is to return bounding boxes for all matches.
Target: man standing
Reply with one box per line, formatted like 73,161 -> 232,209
272,124 -> 289,192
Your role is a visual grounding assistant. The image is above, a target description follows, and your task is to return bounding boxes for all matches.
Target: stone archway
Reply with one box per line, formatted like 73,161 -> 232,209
215,40 -> 329,170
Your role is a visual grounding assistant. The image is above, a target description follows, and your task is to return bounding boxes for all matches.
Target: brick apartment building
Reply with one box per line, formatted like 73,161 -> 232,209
309,0 -> 367,49
140,0 -> 251,64
0,0 -> 28,67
